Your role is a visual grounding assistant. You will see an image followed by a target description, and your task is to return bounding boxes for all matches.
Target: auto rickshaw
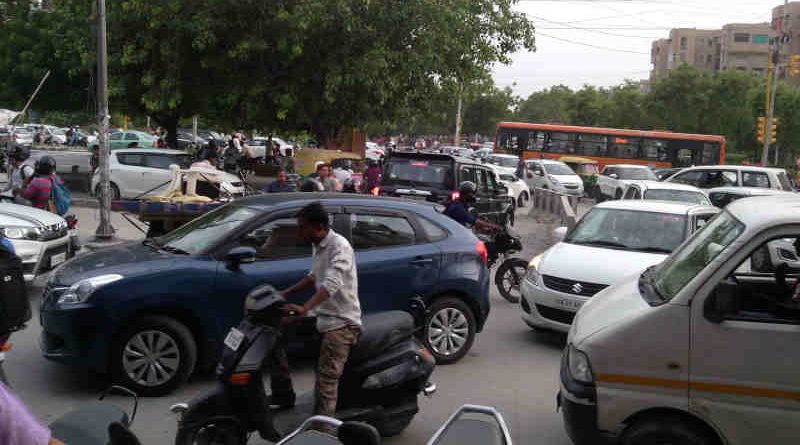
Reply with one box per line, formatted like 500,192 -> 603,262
559,156 -> 599,192
293,148 -> 364,176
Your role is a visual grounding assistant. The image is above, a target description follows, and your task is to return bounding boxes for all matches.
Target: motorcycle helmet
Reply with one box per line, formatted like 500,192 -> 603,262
36,155 -> 56,175
459,180 -> 477,198
244,283 -> 285,326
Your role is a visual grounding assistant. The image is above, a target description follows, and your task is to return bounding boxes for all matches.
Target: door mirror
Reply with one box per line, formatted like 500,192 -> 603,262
535,170 -> 544,176
553,226 -> 568,241
226,246 -> 256,269
609,173 -> 619,180
704,279 -> 737,323
526,171 -> 534,179
496,184 -> 509,196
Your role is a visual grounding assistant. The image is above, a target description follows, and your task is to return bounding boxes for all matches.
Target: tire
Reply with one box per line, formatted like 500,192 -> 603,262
423,297 -> 476,365
373,411 -> 415,437
592,185 -> 604,202
615,188 -> 623,200
621,415 -> 715,445
111,315 -> 197,396
174,420 -> 246,445
495,258 -> 528,303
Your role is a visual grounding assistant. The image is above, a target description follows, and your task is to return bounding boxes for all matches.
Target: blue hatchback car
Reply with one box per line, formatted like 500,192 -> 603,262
40,194 -> 490,394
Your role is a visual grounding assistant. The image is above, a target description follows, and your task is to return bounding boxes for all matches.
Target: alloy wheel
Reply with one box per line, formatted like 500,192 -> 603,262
122,329 -> 181,387
427,307 -> 470,357
500,265 -> 526,299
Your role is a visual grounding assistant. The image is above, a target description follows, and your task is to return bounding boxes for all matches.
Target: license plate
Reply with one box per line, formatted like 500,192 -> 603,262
50,252 -> 67,267
224,328 -> 245,351
556,298 -> 583,310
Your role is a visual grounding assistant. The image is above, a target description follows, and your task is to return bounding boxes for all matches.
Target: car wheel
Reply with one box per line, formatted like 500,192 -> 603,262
592,185 -> 604,202
621,415 -> 715,445
615,188 -> 624,200
112,315 -> 197,396
423,297 -> 476,365
495,258 -> 528,303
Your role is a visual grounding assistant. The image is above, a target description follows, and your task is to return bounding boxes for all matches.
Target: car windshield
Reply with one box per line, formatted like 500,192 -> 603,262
618,167 -> 657,180
158,204 -> 259,255
652,211 -> 744,301
383,158 -> 453,188
565,208 -> 687,253
489,156 -> 518,168
644,189 -> 710,205
544,163 -> 575,176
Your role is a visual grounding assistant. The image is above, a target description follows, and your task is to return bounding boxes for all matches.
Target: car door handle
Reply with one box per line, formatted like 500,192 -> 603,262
410,257 -> 434,266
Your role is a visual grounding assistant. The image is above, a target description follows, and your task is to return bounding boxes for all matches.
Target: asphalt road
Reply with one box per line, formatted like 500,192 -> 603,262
6,206 -> 576,445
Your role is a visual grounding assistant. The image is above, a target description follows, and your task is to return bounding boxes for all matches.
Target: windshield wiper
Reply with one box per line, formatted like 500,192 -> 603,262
635,246 -> 673,254
142,238 -> 161,250
573,239 -> 629,249
161,245 -> 190,255
639,265 -> 667,303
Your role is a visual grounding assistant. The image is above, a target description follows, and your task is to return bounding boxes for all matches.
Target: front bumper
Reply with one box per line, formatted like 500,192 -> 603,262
9,236 -> 75,282
39,286 -> 108,370
558,349 -> 605,445
520,279 -> 586,333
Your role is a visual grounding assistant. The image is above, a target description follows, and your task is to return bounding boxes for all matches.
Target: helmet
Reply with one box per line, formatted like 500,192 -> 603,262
459,181 -> 477,195
8,145 -> 30,161
244,283 -> 285,325
36,155 -> 56,175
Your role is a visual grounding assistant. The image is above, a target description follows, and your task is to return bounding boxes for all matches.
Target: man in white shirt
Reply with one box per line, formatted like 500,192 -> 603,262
279,202 -> 362,417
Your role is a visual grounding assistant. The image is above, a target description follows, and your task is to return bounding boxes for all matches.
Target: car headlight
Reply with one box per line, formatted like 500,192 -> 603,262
526,254 -> 542,286
567,345 -> 594,384
57,274 -> 124,305
2,226 -> 42,240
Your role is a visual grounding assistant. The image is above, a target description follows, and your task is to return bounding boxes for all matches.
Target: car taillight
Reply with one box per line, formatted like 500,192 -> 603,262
476,241 -> 488,266
66,216 -> 78,229
229,372 -> 251,385
450,191 -> 460,201
371,186 -> 380,196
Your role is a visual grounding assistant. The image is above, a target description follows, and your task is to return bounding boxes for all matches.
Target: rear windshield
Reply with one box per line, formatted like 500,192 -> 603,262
619,167 -> 657,180
644,189 -> 710,205
383,158 -> 453,188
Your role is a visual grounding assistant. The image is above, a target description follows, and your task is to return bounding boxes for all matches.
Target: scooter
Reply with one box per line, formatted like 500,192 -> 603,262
172,284 -> 437,444
49,386 -> 141,445
481,224 -> 527,303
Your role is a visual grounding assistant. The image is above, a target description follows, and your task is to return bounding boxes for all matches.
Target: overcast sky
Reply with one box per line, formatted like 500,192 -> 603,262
493,0 -> 779,97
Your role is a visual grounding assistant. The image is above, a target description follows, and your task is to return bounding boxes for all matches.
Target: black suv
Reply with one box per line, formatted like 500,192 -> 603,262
378,152 -> 514,225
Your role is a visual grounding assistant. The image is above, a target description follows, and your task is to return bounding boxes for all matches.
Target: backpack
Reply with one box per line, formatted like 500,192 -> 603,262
0,242 -> 30,335
49,177 -> 71,216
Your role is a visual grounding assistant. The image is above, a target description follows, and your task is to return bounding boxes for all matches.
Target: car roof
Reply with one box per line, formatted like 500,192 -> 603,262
727,194 -> 800,229
631,181 -> 705,193
595,199 -> 717,215
707,186 -> 795,196
113,148 -> 187,155
677,165 -> 786,173
387,152 -> 483,166
235,192 -> 444,212
605,164 -> 651,169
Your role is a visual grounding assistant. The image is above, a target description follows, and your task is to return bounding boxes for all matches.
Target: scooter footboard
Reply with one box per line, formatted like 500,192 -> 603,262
426,405 -> 512,445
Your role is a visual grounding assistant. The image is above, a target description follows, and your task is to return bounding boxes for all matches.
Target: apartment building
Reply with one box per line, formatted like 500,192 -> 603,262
719,23 -> 774,75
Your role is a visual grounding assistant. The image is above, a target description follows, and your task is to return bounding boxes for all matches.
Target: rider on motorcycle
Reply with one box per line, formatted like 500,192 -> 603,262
444,181 -> 501,233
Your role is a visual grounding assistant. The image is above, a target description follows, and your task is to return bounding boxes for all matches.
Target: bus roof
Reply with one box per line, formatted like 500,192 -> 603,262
496,122 -> 726,144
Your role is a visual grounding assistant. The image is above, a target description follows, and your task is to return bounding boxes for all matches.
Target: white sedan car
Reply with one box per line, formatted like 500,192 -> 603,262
91,149 -> 195,199
0,201 -> 75,281
622,181 -> 711,205
520,200 -> 718,332
493,168 -> 530,208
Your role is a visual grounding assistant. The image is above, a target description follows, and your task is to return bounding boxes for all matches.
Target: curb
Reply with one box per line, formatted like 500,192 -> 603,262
72,197 -> 99,209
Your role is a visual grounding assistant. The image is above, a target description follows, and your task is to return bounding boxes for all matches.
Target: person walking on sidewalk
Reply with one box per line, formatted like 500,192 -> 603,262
22,156 -> 64,211
275,202 -> 362,417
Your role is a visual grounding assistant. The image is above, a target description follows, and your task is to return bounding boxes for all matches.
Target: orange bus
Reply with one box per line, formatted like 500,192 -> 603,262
494,122 -> 726,171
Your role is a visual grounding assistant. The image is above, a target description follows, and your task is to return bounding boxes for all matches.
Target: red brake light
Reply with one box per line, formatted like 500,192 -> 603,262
450,191 -> 460,201
371,186 -> 380,196
229,372 -> 251,386
475,241 -> 488,266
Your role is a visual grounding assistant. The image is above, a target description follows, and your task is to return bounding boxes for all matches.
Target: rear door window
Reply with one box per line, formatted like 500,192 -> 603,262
671,170 -> 704,187
116,153 -> 145,166
384,158 -> 453,189
742,171 -> 771,188
144,154 -> 179,169
350,213 -> 416,250
701,170 -> 738,188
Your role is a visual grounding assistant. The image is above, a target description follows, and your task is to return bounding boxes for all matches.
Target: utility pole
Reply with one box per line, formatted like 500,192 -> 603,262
762,0 -> 790,166
454,84 -> 463,146
95,0 -> 114,240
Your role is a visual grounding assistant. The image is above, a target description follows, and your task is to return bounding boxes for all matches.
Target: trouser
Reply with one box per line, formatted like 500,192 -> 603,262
269,324 -> 360,417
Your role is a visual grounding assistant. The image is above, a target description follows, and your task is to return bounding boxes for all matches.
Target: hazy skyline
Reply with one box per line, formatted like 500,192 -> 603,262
493,0 -> 779,97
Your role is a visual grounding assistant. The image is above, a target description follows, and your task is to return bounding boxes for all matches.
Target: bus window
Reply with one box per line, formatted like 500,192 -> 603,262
578,134 -> 607,156
546,132 -> 574,154
530,132 -> 545,152
702,143 -> 720,164
643,139 -> 669,161
609,137 -> 641,159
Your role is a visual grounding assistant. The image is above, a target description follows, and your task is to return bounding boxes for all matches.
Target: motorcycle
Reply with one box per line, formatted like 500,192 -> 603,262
481,224 -> 527,303
172,284 -> 437,444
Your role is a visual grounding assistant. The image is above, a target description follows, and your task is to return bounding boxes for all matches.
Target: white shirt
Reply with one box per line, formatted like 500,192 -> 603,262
309,230 -> 362,332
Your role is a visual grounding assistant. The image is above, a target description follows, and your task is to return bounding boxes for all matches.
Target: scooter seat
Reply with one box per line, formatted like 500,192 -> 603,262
349,311 -> 414,364
50,402 -> 129,445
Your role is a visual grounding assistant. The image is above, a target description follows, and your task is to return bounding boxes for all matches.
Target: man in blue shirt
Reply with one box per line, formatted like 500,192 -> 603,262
445,181 -> 501,232
265,169 -> 292,193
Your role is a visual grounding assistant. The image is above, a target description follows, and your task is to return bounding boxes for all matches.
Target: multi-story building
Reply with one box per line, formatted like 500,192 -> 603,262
719,23 -> 774,75
651,39 -> 670,80
773,2 -> 800,84
650,29 -> 720,80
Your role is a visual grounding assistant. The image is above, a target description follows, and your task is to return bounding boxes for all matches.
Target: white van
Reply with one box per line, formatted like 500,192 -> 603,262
559,194 -> 800,445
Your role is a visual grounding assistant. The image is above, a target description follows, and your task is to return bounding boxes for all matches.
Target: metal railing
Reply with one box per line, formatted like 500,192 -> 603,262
530,187 -> 579,229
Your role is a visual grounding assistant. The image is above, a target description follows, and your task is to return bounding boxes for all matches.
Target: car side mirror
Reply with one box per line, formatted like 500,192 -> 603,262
535,170 -> 544,176
526,171 -> 534,179
609,173 -> 619,180
553,226 -> 568,241
226,246 -> 256,269
497,184 -> 508,196
704,280 -> 737,323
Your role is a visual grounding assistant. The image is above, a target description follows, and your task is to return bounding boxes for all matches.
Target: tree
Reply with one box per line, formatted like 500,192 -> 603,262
515,85 -> 573,123
568,85 -> 609,127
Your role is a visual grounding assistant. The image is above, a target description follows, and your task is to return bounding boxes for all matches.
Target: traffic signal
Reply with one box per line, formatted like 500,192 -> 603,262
771,118 -> 778,144
756,116 -> 766,144
790,55 -> 800,77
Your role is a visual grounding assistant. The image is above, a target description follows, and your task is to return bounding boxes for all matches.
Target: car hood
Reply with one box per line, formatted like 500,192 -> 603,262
0,202 -> 65,228
569,275 -> 650,346
539,242 -> 667,286
51,241 -> 182,286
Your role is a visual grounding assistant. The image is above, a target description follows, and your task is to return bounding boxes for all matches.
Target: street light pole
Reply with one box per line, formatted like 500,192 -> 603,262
95,0 -> 114,239
454,84 -> 463,146
762,0 -> 789,166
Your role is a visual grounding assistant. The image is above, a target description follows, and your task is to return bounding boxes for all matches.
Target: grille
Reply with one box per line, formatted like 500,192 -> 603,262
40,221 -> 68,241
564,184 -> 580,189
535,304 -> 576,324
542,275 -> 608,297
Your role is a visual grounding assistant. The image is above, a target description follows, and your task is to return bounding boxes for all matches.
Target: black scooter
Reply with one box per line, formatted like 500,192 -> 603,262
172,284 -> 437,444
